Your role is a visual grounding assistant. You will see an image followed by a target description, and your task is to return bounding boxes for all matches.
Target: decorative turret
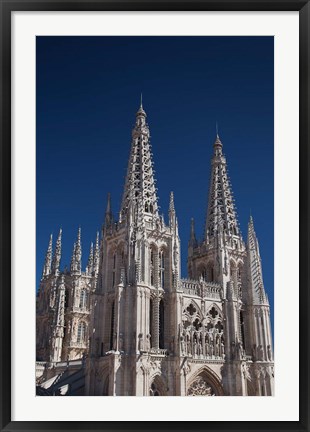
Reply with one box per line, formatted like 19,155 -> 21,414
247,216 -> 268,305
86,242 -> 94,275
120,100 -> 159,223
51,229 -> 62,275
205,134 -> 241,241
42,234 -> 53,278
71,228 -> 82,275
93,231 -> 100,276
169,191 -> 176,228
104,193 -> 113,234
188,218 -> 197,248
50,274 -> 66,362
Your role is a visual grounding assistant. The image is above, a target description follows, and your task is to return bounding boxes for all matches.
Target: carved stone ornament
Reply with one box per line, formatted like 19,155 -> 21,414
187,377 -> 215,396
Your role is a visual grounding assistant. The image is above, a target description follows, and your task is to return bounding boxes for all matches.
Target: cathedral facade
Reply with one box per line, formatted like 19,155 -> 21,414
36,102 -> 274,396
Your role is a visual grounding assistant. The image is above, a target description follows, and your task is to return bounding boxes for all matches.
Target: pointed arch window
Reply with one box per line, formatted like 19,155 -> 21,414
77,321 -> 86,344
159,250 -> 165,288
150,248 -> 154,286
159,299 -> 164,349
79,289 -> 87,309
110,301 -> 115,350
199,267 -> 207,281
112,253 -> 116,288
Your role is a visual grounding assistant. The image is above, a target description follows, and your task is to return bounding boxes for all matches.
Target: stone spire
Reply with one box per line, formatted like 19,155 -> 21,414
120,100 -> 159,222
42,234 -> 53,278
86,242 -> 94,275
93,231 -> 100,276
169,191 -> 176,227
50,274 -> 65,362
51,229 -> 62,275
247,216 -> 268,304
188,218 -> 197,248
71,228 -> 82,275
205,134 -> 240,240
104,193 -> 113,232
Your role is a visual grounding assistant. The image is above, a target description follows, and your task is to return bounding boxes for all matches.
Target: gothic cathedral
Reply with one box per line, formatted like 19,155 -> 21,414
36,102 -> 274,396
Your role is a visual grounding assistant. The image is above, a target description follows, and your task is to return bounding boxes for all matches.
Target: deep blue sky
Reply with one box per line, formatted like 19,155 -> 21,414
36,36 -> 274,330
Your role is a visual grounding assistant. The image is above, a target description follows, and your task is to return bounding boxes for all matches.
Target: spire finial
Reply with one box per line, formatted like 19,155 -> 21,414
42,233 -> 53,278
105,193 -> 113,230
216,121 -> 219,138
52,228 -> 62,275
140,93 -> 143,109
189,217 -> 197,248
94,231 -> 100,276
169,191 -> 175,213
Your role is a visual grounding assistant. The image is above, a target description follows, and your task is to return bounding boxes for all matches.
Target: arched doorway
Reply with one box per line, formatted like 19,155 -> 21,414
149,375 -> 167,396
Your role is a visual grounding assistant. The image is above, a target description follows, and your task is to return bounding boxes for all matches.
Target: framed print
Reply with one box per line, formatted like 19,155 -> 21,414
1,1 -> 309,431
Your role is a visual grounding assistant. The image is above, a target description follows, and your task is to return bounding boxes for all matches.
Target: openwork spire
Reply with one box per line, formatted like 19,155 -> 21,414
120,101 -> 159,221
86,242 -> 94,275
71,228 -> 82,274
94,231 -> 100,276
52,229 -> 62,275
42,234 -> 53,278
104,192 -> 113,230
169,191 -> 175,214
247,216 -> 268,304
189,217 -> 197,248
205,134 -> 240,240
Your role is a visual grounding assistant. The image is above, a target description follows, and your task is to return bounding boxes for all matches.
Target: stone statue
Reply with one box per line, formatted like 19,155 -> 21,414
258,345 -> 264,361
252,344 -> 257,361
198,341 -> 202,356
180,336 -> 185,355
267,345 -> 272,361
194,340 -> 198,356
146,334 -> 151,351
138,333 -> 144,351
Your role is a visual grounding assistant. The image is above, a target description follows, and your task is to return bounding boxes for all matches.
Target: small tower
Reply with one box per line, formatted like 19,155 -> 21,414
86,101 -> 181,396
50,275 -> 66,362
42,234 -> 53,279
86,242 -> 94,276
71,228 -> 82,275
245,216 -> 274,395
52,228 -> 62,275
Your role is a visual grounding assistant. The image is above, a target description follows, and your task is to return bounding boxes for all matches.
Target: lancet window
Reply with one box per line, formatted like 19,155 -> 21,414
159,250 -> 165,288
109,301 -> 115,350
150,247 -> 155,286
112,253 -> 116,288
77,321 -> 86,344
159,299 -> 164,349
79,289 -> 87,309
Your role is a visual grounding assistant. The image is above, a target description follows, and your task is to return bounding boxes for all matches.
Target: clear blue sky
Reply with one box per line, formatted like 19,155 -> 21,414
36,36 -> 274,331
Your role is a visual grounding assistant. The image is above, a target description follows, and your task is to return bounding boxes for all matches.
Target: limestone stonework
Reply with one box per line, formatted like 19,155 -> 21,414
36,101 -> 274,396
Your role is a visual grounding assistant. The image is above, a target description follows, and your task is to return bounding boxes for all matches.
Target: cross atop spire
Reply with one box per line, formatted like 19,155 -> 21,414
136,94 -> 146,117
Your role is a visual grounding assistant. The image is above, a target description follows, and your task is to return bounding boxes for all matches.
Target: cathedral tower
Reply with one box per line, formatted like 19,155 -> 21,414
86,101 -> 181,396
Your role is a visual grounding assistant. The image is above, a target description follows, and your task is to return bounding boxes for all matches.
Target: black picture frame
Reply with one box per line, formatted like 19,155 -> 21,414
1,1 -> 309,431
